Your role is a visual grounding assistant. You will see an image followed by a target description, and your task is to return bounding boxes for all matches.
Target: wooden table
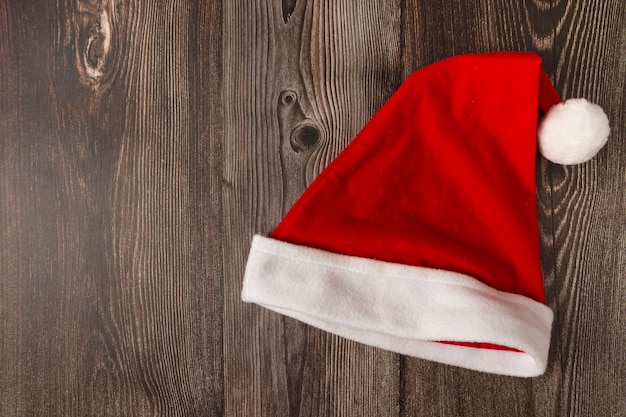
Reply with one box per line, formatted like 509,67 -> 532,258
1,1 -> 624,415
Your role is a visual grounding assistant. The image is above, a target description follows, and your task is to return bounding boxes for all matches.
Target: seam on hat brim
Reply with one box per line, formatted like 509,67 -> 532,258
241,234 -> 553,377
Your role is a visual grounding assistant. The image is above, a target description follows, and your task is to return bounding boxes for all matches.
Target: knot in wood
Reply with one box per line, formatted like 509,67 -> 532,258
279,90 -> 298,106
77,6 -> 112,90
290,123 -> 320,153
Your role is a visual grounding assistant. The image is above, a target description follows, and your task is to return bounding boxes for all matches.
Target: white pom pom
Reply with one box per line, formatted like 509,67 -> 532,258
537,98 -> 610,165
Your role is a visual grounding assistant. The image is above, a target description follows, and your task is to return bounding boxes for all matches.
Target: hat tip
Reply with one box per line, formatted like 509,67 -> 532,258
537,98 -> 610,165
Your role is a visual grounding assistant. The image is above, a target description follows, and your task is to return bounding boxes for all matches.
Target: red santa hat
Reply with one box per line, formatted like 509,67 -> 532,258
241,52 -> 610,377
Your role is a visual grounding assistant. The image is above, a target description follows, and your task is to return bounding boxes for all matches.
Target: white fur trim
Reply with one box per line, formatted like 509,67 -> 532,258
242,235 -> 554,377
538,98 -> 610,165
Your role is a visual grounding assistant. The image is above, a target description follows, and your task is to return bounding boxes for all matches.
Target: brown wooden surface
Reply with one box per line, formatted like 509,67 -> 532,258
1,1 -> 624,416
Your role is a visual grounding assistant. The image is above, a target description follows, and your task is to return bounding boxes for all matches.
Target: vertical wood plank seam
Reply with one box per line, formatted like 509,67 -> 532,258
397,1 -> 408,415
546,4 -> 567,416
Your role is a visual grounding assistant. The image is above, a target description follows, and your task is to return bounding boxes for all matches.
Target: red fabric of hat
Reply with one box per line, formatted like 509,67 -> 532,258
242,52 -> 610,377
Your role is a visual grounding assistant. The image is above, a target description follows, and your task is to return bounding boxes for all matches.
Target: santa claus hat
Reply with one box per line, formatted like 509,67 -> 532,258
241,52 -> 610,377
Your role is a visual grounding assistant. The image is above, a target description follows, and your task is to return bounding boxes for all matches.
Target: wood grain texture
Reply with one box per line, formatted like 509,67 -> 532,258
222,1 -> 402,416
0,0 -> 223,415
1,0 -> 625,416
542,2 -> 626,416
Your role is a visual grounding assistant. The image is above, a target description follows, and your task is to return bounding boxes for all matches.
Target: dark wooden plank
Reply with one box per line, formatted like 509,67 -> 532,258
544,1 -> 626,416
399,3 -> 561,415
400,1 -> 626,417
222,1 -> 403,415
1,2 -> 80,414
0,1 -> 223,415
